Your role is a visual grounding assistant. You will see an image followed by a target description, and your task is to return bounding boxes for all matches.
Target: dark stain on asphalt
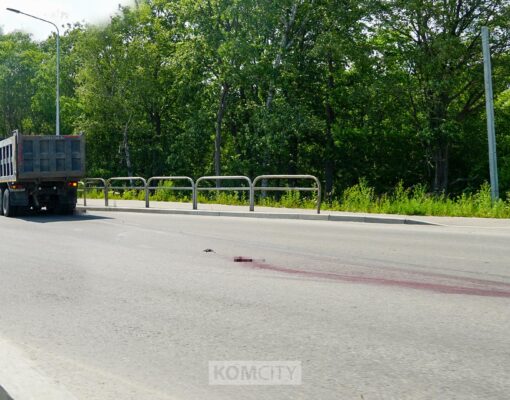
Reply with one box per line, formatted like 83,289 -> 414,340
232,257 -> 510,298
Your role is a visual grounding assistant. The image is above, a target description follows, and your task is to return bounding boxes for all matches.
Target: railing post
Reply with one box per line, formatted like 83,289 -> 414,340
83,182 -> 87,207
249,185 -> 255,212
145,184 -> 150,208
315,178 -> 322,215
192,183 -> 197,210
105,181 -> 109,207
193,178 -> 199,210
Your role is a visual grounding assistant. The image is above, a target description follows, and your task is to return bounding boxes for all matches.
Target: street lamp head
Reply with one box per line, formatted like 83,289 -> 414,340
6,8 -> 21,13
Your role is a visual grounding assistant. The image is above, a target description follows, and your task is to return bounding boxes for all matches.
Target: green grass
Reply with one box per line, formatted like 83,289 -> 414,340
330,180 -> 510,218
79,180 -> 510,219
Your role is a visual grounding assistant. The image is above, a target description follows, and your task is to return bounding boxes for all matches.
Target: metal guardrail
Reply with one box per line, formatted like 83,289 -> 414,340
80,174 -> 321,213
194,176 -> 252,210
106,177 -> 147,207
146,176 -> 195,209
251,175 -> 322,214
80,178 -> 107,206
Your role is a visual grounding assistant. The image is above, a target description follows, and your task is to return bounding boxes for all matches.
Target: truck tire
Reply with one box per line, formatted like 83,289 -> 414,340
2,189 -> 16,218
0,189 -> 3,216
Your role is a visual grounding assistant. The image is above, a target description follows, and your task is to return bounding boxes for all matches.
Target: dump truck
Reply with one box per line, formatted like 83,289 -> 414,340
0,131 -> 85,217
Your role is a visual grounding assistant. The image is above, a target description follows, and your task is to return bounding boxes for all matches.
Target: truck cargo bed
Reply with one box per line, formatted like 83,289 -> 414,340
0,132 -> 85,182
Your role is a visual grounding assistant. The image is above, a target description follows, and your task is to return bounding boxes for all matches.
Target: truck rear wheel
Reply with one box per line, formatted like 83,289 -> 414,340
2,189 -> 17,218
0,189 -> 3,216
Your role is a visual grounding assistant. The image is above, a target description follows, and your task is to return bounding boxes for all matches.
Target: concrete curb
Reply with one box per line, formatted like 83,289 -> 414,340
0,386 -> 13,400
0,337 -> 78,400
77,206 -> 438,226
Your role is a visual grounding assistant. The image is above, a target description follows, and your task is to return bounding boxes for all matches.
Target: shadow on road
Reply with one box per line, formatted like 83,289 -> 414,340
15,210 -> 112,224
0,385 -> 13,400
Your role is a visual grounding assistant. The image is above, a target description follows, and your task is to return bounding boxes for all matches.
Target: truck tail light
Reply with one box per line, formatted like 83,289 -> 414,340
68,181 -> 78,188
11,184 -> 24,190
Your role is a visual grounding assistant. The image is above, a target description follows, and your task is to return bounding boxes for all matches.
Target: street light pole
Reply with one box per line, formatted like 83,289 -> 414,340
6,8 -> 60,136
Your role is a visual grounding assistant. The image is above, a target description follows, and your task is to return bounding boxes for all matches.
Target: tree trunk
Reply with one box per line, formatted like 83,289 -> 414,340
215,82 -> 229,187
266,3 -> 298,110
260,4 -> 299,196
122,114 -> 134,185
324,108 -> 336,198
152,112 -> 162,175
324,55 -> 336,199
433,140 -> 449,193
429,94 -> 449,193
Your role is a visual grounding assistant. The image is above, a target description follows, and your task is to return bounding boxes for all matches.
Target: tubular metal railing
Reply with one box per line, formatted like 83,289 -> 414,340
193,176 -> 252,210
79,174 -> 321,213
80,178 -> 107,206
106,177 -> 147,207
251,175 -> 322,214
146,176 -> 195,209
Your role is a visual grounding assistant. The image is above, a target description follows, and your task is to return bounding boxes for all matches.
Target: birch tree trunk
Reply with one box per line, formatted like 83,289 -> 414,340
215,82 -> 229,187
122,114 -> 134,186
265,3 -> 299,110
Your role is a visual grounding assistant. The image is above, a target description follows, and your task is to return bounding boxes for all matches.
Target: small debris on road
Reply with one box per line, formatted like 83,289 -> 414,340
203,249 -> 215,253
234,256 -> 254,263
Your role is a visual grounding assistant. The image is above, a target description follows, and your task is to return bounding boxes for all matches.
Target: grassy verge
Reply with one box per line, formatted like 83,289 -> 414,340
79,180 -> 510,219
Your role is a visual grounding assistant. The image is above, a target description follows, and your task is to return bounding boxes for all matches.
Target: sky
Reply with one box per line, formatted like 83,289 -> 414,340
0,0 -> 134,40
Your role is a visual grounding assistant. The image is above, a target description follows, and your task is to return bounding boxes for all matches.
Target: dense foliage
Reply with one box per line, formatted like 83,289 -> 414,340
1,0 -> 509,198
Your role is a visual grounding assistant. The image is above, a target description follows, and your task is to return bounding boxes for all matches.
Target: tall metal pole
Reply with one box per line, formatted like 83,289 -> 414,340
6,8 -> 60,136
481,27 -> 499,201
56,29 -> 60,136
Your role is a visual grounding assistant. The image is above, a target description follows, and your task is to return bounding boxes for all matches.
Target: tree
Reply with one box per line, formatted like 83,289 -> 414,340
0,32 -> 42,135
75,1 -> 180,177
374,0 -> 510,192
1,0 -> 509,197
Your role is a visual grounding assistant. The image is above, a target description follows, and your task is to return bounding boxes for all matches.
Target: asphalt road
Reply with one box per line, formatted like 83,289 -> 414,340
0,212 -> 509,400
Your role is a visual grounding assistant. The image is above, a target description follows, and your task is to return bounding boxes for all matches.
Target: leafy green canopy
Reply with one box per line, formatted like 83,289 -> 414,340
0,0 -> 509,196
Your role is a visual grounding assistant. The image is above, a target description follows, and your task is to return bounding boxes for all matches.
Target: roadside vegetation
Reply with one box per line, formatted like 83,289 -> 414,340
2,1 -> 510,211
81,180 -> 510,219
